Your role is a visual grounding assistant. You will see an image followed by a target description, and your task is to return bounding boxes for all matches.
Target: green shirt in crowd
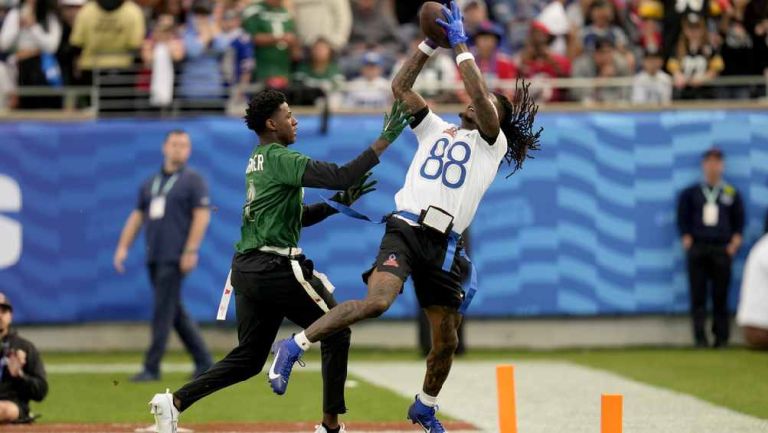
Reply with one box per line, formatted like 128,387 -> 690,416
242,2 -> 295,81
236,143 -> 309,252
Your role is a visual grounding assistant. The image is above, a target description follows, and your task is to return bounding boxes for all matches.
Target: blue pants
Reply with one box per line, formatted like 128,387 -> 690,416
144,263 -> 213,376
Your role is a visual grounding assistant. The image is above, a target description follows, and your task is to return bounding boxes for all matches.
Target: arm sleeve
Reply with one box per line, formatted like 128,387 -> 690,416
0,9 -> 20,52
732,190 -> 745,235
188,173 -> 210,209
136,183 -> 149,212
301,147 -> 379,190
301,202 -> 338,227
677,189 -> 691,236
269,146 -> 310,187
13,342 -> 48,402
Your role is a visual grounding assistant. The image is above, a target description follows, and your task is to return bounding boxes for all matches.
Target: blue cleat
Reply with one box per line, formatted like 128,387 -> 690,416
407,395 -> 446,433
267,337 -> 305,395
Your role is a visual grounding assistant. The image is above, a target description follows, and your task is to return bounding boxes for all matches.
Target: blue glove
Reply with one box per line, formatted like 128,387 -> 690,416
436,1 -> 468,47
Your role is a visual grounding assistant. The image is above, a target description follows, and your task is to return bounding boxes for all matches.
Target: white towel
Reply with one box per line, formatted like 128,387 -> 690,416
150,42 -> 174,107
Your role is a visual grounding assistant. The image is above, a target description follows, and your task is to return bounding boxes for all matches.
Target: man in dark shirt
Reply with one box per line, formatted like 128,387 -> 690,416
113,130 -> 213,381
677,147 -> 745,348
0,293 -> 48,423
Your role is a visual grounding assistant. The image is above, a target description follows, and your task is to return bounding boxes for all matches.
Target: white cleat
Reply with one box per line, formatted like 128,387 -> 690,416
149,389 -> 179,433
313,423 -> 346,433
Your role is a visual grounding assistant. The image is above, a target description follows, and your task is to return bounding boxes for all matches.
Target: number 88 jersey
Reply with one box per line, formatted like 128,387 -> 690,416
394,110 -> 508,233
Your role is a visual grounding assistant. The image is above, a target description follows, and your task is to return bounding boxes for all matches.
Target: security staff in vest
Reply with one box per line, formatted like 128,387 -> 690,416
113,129 -> 214,381
677,147 -> 745,348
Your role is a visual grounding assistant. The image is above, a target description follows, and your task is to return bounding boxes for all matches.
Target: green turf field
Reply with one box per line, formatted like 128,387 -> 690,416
35,347 -> 767,423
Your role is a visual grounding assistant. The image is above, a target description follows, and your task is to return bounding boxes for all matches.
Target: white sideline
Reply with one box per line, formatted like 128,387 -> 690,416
348,361 -> 768,433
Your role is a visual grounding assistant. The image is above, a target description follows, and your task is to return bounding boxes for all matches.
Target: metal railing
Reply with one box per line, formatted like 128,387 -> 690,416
2,73 -> 767,119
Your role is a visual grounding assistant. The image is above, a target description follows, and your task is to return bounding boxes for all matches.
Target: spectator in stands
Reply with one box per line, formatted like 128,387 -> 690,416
114,129 -> 214,382
390,34 -> 459,103
56,0 -> 84,87
293,37 -> 344,107
667,15 -> 724,100
218,7 -> 253,104
463,0 -> 492,41
571,36 -> 630,103
631,48 -> 672,104
69,0 -> 144,78
663,0 -> 711,59
516,20 -> 571,102
0,1 -> 15,110
344,50 -> 390,108
718,0 -> 757,99
580,0 -> 634,69
347,0 -> 401,61
178,0 -> 228,106
0,0 -> 62,108
745,0 -> 768,78
677,147 -> 744,348
292,0 -> 351,52
141,13 -> 184,107
488,0 -> 552,52
461,20 -> 517,101
0,292 -> 48,423
242,0 -> 297,89
737,233 -> 768,350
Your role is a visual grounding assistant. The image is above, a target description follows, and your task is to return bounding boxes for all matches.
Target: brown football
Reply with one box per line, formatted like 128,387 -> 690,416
419,1 -> 451,49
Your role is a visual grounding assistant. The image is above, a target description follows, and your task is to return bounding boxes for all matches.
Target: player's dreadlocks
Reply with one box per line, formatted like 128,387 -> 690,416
244,88 -> 287,134
493,79 -> 543,178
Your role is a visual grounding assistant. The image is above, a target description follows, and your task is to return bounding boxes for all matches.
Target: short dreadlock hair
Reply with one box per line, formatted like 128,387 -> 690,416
244,89 -> 287,134
493,79 -> 543,177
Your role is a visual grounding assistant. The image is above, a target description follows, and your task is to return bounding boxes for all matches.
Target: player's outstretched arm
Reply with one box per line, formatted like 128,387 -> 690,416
437,1 -> 500,140
301,173 -> 376,227
391,42 -> 433,114
301,101 -> 412,191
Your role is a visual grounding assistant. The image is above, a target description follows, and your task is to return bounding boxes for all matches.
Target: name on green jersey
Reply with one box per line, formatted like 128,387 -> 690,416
246,154 -> 265,174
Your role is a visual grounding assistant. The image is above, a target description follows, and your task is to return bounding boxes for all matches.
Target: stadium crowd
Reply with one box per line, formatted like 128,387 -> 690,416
0,0 -> 767,110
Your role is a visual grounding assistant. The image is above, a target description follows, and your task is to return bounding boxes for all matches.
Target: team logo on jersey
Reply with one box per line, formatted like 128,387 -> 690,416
442,127 -> 458,138
383,254 -> 399,267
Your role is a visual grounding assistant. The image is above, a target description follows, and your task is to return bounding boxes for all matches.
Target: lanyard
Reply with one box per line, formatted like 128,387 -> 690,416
151,173 -> 179,197
701,183 -> 721,205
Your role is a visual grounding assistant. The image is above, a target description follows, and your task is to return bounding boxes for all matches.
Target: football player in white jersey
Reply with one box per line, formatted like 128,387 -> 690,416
269,2 -> 541,432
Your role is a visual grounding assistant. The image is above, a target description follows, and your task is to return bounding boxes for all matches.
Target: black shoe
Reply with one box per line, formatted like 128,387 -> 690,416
713,339 -> 728,349
130,370 -> 160,382
694,338 -> 709,348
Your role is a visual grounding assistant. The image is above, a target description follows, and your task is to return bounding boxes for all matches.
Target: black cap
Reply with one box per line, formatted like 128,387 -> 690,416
702,147 -> 724,159
0,293 -> 12,312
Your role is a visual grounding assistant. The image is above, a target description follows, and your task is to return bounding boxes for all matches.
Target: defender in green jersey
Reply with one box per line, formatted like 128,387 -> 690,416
148,90 -> 412,433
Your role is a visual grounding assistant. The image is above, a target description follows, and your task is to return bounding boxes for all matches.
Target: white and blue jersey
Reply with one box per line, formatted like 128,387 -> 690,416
394,110 -> 508,233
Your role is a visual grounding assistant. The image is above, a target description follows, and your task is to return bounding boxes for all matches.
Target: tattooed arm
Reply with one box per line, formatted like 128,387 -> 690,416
391,47 -> 430,115
454,42 -> 500,140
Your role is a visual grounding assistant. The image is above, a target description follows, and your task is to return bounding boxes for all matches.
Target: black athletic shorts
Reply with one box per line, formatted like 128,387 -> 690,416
362,216 -> 471,310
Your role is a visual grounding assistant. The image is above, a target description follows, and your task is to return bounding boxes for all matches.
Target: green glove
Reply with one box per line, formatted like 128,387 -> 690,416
379,100 -> 415,143
331,172 -> 378,206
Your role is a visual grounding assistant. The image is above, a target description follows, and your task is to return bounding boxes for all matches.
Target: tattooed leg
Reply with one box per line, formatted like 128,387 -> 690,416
422,306 -> 462,396
305,270 -> 403,343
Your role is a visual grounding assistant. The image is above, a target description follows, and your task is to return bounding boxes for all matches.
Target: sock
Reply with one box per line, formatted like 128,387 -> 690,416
418,391 -> 438,407
294,331 -> 311,351
321,423 -> 340,433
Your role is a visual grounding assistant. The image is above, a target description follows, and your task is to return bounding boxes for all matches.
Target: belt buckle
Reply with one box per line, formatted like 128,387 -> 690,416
418,206 -> 454,236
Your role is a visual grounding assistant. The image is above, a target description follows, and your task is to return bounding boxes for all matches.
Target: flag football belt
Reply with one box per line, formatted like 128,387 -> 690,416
216,246 -> 336,321
322,197 -> 477,314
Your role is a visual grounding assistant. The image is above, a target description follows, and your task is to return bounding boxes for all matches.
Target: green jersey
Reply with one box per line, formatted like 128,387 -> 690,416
241,2 -> 295,81
235,143 -> 309,253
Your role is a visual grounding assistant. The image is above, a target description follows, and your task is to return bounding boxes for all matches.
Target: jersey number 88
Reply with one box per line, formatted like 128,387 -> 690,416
419,138 -> 471,189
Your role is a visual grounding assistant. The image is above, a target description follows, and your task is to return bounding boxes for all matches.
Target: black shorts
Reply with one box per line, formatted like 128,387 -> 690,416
362,216 -> 471,310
